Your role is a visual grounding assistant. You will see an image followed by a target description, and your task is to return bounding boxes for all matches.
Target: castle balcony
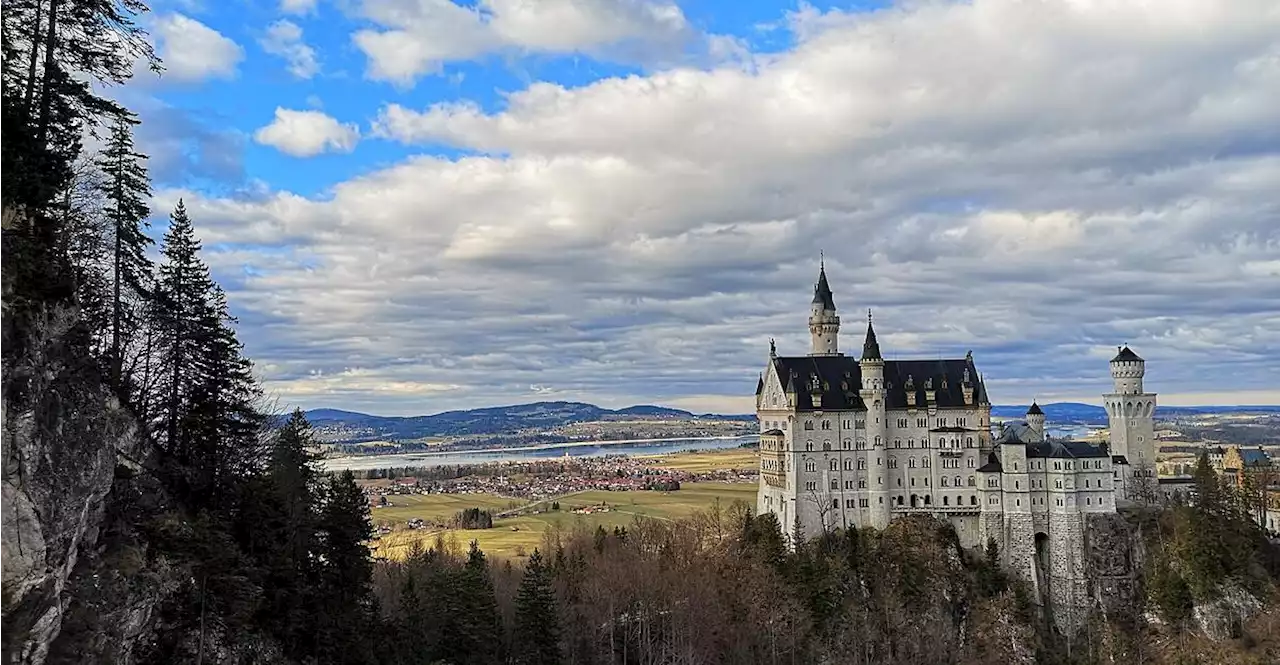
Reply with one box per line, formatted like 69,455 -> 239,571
891,505 -> 980,516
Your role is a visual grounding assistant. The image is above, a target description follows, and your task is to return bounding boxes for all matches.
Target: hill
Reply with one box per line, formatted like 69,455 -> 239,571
991,402 -> 1279,424
298,400 -> 755,442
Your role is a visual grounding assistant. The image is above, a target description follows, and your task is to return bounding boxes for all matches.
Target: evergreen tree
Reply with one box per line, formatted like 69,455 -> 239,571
95,114 -> 152,391
513,548 -> 561,665
454,540 -> 503,664
317,470 -> 376,662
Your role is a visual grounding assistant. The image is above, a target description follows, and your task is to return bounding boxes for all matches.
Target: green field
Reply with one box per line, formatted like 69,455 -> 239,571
372,493 -> 525,527
372,482 -> 757,561
639,448 -> 759,473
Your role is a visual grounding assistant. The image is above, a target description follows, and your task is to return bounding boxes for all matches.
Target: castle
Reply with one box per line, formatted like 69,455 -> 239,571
755,263 -> 1156,628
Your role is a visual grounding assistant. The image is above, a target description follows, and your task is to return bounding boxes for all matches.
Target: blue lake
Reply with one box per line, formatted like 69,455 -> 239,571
322,435 -> 759,472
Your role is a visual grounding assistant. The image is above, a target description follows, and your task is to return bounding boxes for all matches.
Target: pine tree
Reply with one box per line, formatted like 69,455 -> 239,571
95,114 -> 152,392
454,540 -> 503,664
513,548 -> 561,665
317,470 -> 376,662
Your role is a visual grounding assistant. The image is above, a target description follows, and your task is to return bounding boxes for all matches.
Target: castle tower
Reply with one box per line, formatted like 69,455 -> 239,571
808,260 -> 841,356
1026,402 -> 1046,442
1105,346 -> 1157,503
859,311 -> 889,527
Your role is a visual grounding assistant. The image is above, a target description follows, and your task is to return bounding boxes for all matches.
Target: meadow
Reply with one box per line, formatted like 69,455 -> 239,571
638,448 -> 759,473
371,481 -> 757,560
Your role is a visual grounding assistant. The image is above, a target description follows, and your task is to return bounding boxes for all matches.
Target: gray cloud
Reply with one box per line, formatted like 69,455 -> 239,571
158,0 -> 1280,415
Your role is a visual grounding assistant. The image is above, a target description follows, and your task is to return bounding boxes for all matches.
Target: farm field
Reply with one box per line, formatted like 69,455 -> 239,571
372,482 -> 757,561
372,493 -> 525,527
638,448 -> 759,473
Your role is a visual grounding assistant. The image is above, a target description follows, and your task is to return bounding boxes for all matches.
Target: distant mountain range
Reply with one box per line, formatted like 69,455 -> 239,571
295,400 -> 1278,442
297,401 -> 755,441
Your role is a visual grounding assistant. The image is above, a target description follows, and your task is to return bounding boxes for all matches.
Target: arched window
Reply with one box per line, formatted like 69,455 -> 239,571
968,458 -> 975,469
858,459 -> 867,470
889,457 -> 899,469
938,438 -> 945,448
908,438 -> 915,448
955,475 -> 961,487
922,457 -> 931,468
966,437 -> 974,448
844,459 -> 853,471
943,496 -> 950,505
830,479 -> 838,490
941,476 -> 949,487
970,495 -> 978,506
823,441 -> 831,451
804,421 -> 814,430
909,457 -> 917,469
875,435 -> 881,446
858,479 -> 867,489
843,439 -> 851,450
806,441 -> 814,451
822,420 -> 831,430
829,459 -> 838,471
804,459 -> 816,472
924,495 -> 932,505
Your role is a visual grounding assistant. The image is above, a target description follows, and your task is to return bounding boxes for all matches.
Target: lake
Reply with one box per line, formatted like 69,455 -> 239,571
322,435 -> 759,472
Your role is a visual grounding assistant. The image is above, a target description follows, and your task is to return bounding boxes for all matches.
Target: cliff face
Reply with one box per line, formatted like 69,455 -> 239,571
1,306 -> 139,664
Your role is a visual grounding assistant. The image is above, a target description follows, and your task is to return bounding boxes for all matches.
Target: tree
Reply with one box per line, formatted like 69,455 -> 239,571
95,114 -> 152,391
452,540 -> 503,664
513,548 -> 561,665
317,470 -> 376,662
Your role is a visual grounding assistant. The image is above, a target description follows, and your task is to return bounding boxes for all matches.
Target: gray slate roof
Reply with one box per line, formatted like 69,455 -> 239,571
769,355 -> 988,412
1112,346 -> 1143,362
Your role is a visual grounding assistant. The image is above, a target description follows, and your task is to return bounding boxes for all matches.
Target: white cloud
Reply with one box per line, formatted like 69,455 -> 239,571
352,0 -> 693,85
280,0 -> 317,15
260,19 -> 320,79
169,0 -> 1280,413
152,14 -> 243,82
253,108 -> 360,157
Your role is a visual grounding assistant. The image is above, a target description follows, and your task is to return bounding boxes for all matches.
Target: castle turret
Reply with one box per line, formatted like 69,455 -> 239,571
859,311 -> 888,527
1026,402 -> 1045,441
1104,346 -> 1157,503
808,260 -> 841,356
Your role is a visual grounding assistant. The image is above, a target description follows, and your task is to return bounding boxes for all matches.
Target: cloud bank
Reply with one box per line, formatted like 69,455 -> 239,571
159,0 -> 1280,415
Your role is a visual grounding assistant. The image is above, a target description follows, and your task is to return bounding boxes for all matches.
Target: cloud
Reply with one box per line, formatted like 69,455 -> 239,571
351,0 -> 695,85
280,0 -> 317,15
260,20 -> 320,79
253,108 -> 360,157
172,0 -> 1280,414
152,14 -> 243,82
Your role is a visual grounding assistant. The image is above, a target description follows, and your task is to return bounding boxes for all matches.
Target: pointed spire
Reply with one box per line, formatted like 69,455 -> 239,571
812,257 -> 836,310
1027,401 -> 1044,416
861,309 -> 882,361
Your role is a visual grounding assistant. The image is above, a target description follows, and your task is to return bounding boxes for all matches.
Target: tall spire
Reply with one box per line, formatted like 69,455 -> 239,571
812,258 -> 835,310
861,309 -> 882,361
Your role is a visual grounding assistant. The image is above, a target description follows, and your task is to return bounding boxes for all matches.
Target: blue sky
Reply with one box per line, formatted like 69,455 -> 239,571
120,0 -> 1280,415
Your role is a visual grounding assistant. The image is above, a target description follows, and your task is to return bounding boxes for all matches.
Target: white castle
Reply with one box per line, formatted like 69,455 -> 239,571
755,263 -> 1156,627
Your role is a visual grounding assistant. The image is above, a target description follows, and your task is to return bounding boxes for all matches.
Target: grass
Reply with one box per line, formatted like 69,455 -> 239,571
372,482 -> 757,561
638,448 -> 760,473
371,493 -> 526,527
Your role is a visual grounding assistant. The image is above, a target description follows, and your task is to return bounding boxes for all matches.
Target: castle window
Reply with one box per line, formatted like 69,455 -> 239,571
922,457 -> 931,468
925,477 -> 930,486
831,479 -> 839,490
805,460 -> 817,472
829,459 -> 838,471
823,441 -> 831,451
804,421 -> 814,430
846,499 -> 856,508
806,481 -> 817,491
907,438 -> 915,448
861,499 -> 870,508
1054,462 -> 1061,470
876,457 -> 882,466
968,476 -> 975,486
966,437 -> 974,448
897,418 -> 908,428
968,458 -> 975,469
858,459 -> 867,470
833,499 -> 839,509
971,496 -> 978,505
806,441 -> 814,451
897,496 -> 904,505
844,459 -> 853,471
909,457 -> 917,469
943,496 -> 949,505
822,420 -> 831,430
859,480 -> 867,489
889,457 -> 899,469
856,418 -> 866,428
937,438 -> 945,448
1015,481 -> 1020,489
875,436 -> 881,446
843,420 -> 851,428
941,476 -> 949,487
1055,480 -> 1063,489
936,418 -> 945,428
911,478 -> 916,487
843,439 -> 851,450
959,418 -> 966,427
845,480 -> 855,489
917,418 -> 927,428
955,475 -> 961,487
1013,462 -> 1019,471
896,478 -> 902,486
1016,499 -> 1021,507
894,439 -> 901,448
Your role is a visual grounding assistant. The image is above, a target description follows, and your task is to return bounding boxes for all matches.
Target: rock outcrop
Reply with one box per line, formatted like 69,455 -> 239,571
2,306 -> 138,664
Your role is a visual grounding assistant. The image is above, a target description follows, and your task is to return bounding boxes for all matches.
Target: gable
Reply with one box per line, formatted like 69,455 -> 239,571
758,361 -> 789,410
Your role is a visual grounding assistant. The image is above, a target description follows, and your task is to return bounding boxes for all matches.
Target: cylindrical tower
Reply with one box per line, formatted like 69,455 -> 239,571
1026,402 -> 1045,441
1110,346 -> 1145,395
808,262 -> 841,356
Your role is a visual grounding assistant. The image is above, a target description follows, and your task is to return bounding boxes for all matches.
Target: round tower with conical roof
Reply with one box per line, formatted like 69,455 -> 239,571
1026,402 -> 1046,441
808,259 -> 841,356
1104,346 -> 1157,503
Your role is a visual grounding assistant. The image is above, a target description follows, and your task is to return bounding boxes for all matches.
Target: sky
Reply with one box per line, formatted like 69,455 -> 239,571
114,0 -> 1279,416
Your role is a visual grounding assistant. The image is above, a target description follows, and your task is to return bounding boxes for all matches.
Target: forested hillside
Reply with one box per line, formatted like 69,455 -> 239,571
2,1 -> 1279,665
